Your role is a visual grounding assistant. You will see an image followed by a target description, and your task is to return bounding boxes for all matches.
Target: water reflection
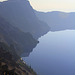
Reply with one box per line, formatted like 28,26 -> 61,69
23,30 -> 75,75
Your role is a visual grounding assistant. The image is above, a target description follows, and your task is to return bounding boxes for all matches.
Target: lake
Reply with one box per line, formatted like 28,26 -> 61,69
23,30 -> 75,75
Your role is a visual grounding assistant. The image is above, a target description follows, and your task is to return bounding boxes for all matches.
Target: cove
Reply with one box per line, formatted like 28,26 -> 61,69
23,30 -> 75,75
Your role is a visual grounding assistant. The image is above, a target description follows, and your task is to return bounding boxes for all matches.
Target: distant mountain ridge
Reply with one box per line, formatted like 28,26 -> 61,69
0,0 -> 50,39
35,11 -> 75,31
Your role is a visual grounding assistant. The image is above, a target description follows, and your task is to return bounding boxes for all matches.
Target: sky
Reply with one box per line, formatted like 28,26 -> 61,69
28,0 -> 75,12
0,0 -> 7,2
0,0 -> 75,12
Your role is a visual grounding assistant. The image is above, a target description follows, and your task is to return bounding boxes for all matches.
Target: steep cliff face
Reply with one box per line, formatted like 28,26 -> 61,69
0,16 -> 38,56
35,11 -> 75,31
0,46 -> 37,75
0,0 -> 50,39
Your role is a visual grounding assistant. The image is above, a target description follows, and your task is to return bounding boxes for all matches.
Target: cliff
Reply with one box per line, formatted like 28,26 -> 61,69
0,45 -> 37,75
0,9 -> 38,75
0,0 -> 50,39
0,0 -> 50,74
0,16 -> 38,57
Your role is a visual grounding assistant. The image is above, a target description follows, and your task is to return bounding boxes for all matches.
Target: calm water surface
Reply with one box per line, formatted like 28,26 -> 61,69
23,30 -> 75,75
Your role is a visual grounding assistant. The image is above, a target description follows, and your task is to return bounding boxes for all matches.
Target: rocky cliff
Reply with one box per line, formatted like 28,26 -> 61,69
0,16 -> 38,57
0,45 -> 37,75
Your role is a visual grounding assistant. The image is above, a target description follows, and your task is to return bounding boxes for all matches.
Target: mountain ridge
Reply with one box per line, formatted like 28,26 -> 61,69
35,10 -> 75,31
0,0 -> 50,39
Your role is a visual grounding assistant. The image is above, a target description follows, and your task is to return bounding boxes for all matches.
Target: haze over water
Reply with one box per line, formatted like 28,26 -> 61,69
23,30 -> 75,75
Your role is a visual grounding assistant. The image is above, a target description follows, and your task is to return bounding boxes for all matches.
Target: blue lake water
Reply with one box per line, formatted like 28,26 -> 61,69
23,30 -> 75,75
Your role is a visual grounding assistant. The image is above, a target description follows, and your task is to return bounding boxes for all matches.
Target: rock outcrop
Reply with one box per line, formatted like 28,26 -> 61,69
0,46 -> 37,75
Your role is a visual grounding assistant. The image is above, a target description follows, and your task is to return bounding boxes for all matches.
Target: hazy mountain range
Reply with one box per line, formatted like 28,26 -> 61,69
0,0 -> 75,61
35,11 -> 75,31
0,0 -> 50,39
0,0 -> 75,74
0,0 -> 50,57
0,0 -> 50,74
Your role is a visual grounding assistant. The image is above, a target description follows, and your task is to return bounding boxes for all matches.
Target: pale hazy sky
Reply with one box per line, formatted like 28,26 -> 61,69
29,0 -> 75,12
0,0 -> 7,2
0,0 -> 75,12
